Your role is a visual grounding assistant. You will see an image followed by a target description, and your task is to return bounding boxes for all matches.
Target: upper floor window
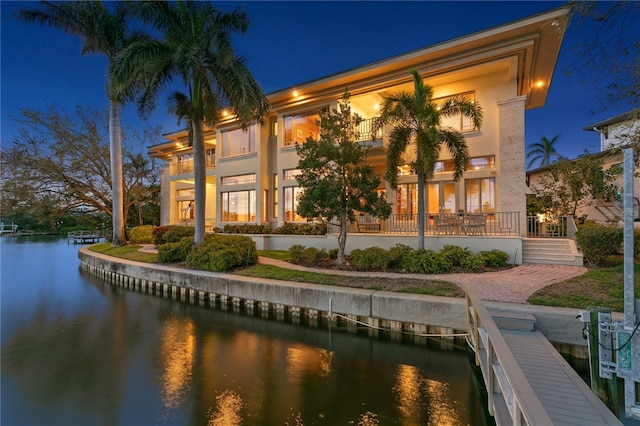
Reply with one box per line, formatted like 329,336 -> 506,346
434,156 -> 495,173
397,165 -> 415,176
283,168 -> 302,180
436,91 -> 477,132
283,110 -> 321,146
176,188 -> 194,198
221,173 -> 256,186
221,126 -> 255,157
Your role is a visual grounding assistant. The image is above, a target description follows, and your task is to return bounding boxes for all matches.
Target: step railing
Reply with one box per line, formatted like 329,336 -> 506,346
526,215 -> 572,238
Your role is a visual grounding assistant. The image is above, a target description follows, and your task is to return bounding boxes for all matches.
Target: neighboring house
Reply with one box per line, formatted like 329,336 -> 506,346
527,110 -> 640,225
585,110 -> 640,152
149,8 -> 570,263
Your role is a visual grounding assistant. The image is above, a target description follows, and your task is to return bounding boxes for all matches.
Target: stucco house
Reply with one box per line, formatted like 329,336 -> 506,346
149,8 -> 577,265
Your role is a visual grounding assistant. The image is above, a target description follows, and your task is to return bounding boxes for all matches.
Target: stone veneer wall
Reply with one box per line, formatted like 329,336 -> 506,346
498,96 -> 527,236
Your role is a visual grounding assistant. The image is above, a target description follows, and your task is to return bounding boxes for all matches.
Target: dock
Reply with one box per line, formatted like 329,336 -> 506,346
467,291 -> 621,425
67,230 -> 102,244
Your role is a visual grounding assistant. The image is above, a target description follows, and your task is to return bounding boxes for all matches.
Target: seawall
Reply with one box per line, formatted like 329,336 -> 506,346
78,247 -> 602,358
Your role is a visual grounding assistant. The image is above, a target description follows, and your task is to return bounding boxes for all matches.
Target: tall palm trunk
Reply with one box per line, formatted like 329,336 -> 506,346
416,170 -> 426,249
192,118 -> 206,244
109,100 -> 126,246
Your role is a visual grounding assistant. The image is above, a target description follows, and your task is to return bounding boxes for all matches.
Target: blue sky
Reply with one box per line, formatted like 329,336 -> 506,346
1,1 -> 635,160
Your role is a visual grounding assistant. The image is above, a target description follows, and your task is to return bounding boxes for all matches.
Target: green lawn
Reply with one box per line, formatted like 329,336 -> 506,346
527,257 -> 640,312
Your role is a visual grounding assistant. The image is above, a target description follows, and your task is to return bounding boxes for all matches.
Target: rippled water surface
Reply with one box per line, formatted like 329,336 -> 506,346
1,236 -> 494,425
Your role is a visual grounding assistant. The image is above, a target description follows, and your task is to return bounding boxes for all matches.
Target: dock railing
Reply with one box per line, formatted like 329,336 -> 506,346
466,289 -> 553,425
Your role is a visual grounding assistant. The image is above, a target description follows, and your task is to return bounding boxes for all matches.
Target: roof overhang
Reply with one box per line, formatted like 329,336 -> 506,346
267,7 -> 569,111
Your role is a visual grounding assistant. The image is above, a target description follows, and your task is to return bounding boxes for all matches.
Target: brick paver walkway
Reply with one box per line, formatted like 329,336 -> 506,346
258,257 -> 588,304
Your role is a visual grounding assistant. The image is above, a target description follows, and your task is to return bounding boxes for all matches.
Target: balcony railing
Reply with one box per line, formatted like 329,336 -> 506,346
327,211 -> 521,236
353,117 -> 382,141
170,157 -> 216,176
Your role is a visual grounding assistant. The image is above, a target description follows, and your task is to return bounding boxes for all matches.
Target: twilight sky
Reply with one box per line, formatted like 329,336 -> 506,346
1,1 -> 636,162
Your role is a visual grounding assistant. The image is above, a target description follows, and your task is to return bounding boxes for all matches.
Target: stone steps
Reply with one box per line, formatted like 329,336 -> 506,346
521,238 -> 583,266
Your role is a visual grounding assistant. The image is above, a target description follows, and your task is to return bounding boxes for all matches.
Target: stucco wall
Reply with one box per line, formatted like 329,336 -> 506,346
248,234 -> 523,264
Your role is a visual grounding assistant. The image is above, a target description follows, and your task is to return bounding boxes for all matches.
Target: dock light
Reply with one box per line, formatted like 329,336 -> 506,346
292,90 -> 299,97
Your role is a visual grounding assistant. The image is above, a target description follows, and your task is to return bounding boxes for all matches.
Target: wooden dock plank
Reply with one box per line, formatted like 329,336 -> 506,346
500,329 -> 621,425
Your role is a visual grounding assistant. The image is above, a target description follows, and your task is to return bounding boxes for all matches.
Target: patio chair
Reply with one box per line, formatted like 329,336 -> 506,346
462,214 -> 486,235
434,215 -> 456,234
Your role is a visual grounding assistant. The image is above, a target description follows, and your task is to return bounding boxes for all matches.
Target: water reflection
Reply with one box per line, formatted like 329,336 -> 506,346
208,389 -> 245,426
159,317 -> 196,409
286,346 -> 334,381
1,237 -> 494,425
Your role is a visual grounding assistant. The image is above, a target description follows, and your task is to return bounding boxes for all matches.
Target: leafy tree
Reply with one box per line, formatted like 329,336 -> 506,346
568,1 -> 640,111
527,135 -> 560,170
374,69 -> 483,249
112,1 -> 269,244
295,93 -> 391,265
528,152 -> 620,219
1,105 -> 161,232
18,1 -> 143,246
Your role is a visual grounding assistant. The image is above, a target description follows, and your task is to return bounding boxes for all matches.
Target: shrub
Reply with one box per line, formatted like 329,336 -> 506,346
479,249 -> 510,268
128,225 -> 155,244
157,236 -> 194,263
460,253 -> 486,272
186,234 -> 258,272
164,226 -> 196,243
403,249 -> 451,274
328,248 -> 339,260
350,247 -> 389,271
288,244 -> 307,262
439,245 -> 472,267
273,222 -> 327,235
576,226 -> 623,266
223,223 -> 272,234
300,247 -> 329,265
388,244 -> 414,269
288,245 -> 329,265
152,226 -> 169,245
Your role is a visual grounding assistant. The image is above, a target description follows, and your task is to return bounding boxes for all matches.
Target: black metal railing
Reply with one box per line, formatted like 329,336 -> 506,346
328,211 -> 521,236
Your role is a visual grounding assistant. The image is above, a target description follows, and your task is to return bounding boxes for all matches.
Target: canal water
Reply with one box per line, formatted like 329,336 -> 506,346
1,236 -> 494,425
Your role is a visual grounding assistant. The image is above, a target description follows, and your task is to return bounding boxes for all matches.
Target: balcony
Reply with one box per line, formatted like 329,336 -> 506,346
170,157 -> 216,176
353,117 -> 385,152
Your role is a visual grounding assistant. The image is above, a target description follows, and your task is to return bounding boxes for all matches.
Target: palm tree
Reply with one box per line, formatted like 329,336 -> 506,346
527,135 -> 560,169
18,1 -> 139,246
112,1 -> 269,244
375,69 -> 483,248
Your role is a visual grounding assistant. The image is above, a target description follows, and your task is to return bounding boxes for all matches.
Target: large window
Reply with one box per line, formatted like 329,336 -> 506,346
465,178 -> 495,213
283,111 -> 321,146
283,186 -> 304,222
396,184 -> 417,217
436,91 -> 477,132
221,127 -> 255,157
221,190 -> 256,222
427,182 -> 456,214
